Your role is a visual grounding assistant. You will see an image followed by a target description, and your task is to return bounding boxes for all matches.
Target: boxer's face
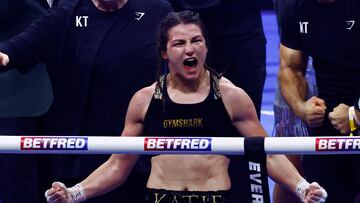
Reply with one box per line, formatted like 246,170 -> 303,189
162,23 -> 208,82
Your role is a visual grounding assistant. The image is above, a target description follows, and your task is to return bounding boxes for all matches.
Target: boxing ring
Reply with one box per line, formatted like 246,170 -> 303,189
0,135 -> 342,202
0,136 -> 359,154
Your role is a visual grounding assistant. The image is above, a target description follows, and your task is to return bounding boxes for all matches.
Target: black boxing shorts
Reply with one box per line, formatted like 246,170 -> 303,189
145,188 -> 235,203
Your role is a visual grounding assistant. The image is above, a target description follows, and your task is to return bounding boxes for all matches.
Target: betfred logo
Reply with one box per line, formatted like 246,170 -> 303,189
21,137 -> 88,150
316,138 -> 360,151
144,138 -> 211,151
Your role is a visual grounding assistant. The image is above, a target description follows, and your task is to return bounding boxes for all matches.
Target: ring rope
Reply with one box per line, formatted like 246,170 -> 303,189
0,136 -> 359,154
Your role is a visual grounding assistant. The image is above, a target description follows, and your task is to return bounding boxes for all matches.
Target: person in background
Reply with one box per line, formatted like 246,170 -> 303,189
0,1 -> 68,202
278,0 -> 360,202
0,0 -> 172,202
45,11 -> 327,203
272,0 -> 317,202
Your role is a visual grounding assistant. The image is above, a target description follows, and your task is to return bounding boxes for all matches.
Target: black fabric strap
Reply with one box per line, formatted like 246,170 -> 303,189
243,137 -> 270,203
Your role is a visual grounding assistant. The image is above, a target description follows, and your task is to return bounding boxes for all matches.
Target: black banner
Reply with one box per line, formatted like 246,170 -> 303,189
244,137 -> 270,203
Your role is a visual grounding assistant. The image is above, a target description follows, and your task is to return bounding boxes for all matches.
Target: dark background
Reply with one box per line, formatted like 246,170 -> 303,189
259,0 -> 274,10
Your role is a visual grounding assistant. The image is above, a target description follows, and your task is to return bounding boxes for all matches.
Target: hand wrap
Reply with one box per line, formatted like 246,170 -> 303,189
45,182 -> 86,203
296,178 -> 327,203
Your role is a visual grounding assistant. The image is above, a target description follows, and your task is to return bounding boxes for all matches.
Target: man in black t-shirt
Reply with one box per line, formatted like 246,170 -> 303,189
278,0 -> 360,202
0,0 -> 173,202
0,1 -> 70,202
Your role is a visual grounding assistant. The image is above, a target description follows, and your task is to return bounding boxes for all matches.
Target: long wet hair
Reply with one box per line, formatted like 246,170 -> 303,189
156,10 -> 210,77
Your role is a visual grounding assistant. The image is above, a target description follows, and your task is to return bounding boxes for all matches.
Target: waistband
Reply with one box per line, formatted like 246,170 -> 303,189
145,188 -> 235,203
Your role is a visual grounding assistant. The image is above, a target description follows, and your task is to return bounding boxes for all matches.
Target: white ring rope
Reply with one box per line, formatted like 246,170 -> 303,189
0,136 -> 359,154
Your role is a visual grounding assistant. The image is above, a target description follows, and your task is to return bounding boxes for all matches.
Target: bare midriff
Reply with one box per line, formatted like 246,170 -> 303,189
147,155 -> 231,191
